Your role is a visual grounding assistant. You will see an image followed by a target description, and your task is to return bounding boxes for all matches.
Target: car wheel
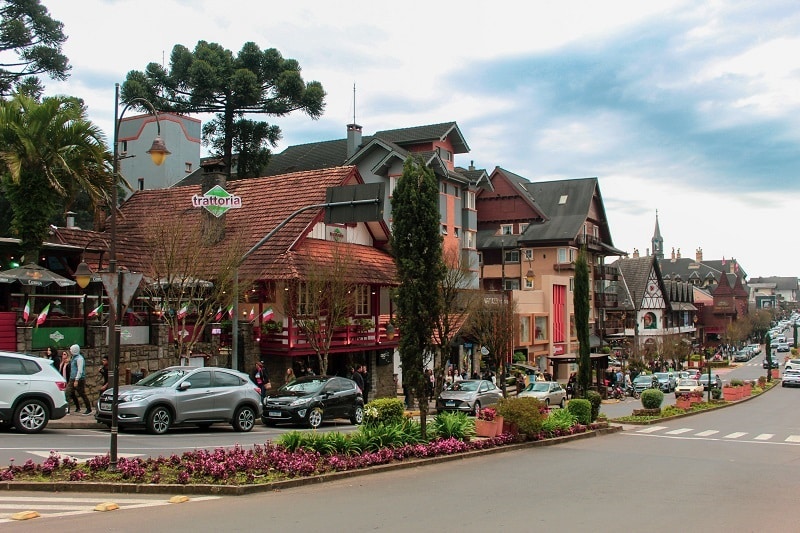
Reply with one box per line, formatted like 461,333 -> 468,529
14,399 -> 48,434
232,405 -> 256,432
559,397 -> 566,409
544,398 -> 550,407
350,404 -> 364,425
472,401 -> 481,416
146,406 -> 171,435
307,406 -> 323,429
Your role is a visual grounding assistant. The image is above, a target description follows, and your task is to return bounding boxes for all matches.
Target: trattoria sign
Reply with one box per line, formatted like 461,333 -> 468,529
192,185 -> 243,217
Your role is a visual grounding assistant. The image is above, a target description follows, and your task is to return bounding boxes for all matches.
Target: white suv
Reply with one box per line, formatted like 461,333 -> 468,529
784,359 -> 800,372
0,351 -> 68,433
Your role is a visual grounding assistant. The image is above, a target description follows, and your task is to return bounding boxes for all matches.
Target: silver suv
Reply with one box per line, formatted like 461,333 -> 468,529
95,366 -> 262,434
0,351 -> 68,433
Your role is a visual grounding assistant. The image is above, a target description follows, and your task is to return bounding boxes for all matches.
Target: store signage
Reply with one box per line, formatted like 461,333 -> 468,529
192,185 -> 243,217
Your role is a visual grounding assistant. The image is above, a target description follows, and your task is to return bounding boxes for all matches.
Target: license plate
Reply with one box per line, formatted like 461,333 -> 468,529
99,401 -> 112,411
269,411 -> 282,417
445,401 -> 455,407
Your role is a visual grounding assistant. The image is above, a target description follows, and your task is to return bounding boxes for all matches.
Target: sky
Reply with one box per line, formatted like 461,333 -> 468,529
40,0 -> 800,278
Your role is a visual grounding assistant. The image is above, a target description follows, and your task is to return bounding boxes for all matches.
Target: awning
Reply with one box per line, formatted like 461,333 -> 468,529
589,334 -> 608,348
670,302 -> 698,311
548,353 -> 609,363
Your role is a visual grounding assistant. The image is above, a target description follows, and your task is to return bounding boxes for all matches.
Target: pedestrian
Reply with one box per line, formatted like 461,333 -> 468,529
99,355 -> 109,393
359,364 -> 371,403
67,344 -> 91,415
43,346 -> 60,367
285,367 -> 296,385
250,360 -> 270,401
350,365 -> 364,394
59,350 -> 72,414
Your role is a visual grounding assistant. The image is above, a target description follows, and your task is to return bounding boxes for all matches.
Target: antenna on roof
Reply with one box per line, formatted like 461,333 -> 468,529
353,83 -> 356,124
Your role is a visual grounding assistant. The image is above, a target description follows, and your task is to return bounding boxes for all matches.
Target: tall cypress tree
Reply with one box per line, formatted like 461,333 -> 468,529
574,248 -> 591,396
390,157 -> 445,436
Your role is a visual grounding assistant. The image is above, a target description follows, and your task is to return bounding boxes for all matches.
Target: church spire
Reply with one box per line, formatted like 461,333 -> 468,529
651,210 -> 664,261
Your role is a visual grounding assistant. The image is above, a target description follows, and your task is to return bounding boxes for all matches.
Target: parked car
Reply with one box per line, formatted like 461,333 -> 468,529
654,372 -> 677,392
262,375 -> 364,428
698,373 -> 722,390
782,370 -> 800,388
0,351 -> 68,433
674,379 -> 704,395
733,350 -> 751,362
95,366 -> 262,434
632,374 -> 658,394
776,342 -> 790,353
763,356 -> 780,369
518,381 -> 566,408
748,344 -> 762,356
437,379 -> 503,415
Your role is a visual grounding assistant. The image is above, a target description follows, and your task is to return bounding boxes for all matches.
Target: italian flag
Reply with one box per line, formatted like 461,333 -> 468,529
261,307 -> 274,321
22,299 -> 30,322
214,306 -> 223,321
248,308 -> 255,322
176,304 -> 188,320
88,303 -> 103,318
226,303 -> 234,319
36,303 -> 50,327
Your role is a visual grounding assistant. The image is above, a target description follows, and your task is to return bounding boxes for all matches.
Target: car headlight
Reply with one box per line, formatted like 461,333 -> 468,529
290,397 -> 312,407
120,392 -> 153,403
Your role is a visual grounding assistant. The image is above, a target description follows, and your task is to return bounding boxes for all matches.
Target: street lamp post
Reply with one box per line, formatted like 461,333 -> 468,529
76,83 -> 169,471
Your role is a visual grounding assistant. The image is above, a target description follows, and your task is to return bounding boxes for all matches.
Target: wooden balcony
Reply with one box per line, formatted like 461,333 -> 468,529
258,314 -> 398,357
594,293 -> 619,308
593,264 -> 619,280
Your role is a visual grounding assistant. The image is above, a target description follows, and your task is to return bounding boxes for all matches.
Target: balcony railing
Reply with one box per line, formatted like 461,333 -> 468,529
594,293 -> 618,308
258,314 -> 398,356
593,265 -> 619,280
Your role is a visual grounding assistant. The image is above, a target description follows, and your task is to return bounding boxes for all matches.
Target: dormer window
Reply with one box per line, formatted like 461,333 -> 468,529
501,224 -> 513,235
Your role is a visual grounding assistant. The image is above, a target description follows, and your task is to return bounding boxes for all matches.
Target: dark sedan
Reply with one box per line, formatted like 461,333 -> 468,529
262,375 -> 364,429
698,373 -> 722,390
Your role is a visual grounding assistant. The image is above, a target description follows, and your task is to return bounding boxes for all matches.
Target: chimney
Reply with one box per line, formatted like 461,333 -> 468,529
676,248 -> 681,259
671,247 -> 675,261
633,248 -> 640,258
696,247 -> 702,263
66,211 -> 76,228
469,160 -> 475,171
346,123 -> 362,158
730,259 -> 735,274
199,159 -> 227,245
646,247 -> 650,257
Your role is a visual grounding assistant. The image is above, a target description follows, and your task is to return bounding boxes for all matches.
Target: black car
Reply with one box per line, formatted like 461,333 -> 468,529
262,375 -> 364,429
698,374 -> 722,390
763,357 -> 780,369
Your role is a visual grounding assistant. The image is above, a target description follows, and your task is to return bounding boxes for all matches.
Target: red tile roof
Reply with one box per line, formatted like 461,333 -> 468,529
94,166 -> 396,285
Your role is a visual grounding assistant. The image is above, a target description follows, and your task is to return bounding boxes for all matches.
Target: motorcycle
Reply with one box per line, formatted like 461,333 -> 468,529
608,384 -> 626,400
626,384 -> 640,399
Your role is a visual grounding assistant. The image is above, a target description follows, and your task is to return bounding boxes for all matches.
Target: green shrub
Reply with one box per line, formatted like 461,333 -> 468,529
541,407 -> 578,432
711,388 -> 722,400
432,411 -> 474,440
730,378 -> 744,387
567,399 -> 592,425
661,405 -> 685,417
641,388 -> 664,409
363,398 -> 406,426
496,396 -> 548,436
586,390 -> 602,421
758,376 -> 767,387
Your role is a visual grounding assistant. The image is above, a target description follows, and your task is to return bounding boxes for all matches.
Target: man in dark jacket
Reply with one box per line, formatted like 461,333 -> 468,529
359,365 -> 370,402
350,366 -> 364,394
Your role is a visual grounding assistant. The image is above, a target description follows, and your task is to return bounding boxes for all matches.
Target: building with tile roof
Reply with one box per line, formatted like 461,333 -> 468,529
475,167 -> 626,379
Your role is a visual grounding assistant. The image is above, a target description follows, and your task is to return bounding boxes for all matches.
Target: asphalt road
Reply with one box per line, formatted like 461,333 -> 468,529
5,383 -> 800,531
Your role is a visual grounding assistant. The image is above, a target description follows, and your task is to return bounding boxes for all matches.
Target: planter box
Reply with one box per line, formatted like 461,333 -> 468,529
501,420 -> 519,437
676,399 -> 692,409
689,395 -> 702,404
632,408 -> 661,416
722,386 -> 740,401
772,369 -> 780,379
742,384 -> 752,397
475,419 -> 497,438
494,415 -> 504,436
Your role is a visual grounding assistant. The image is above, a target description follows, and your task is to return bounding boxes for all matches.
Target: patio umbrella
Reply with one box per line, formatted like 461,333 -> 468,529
0,263 -> 76,287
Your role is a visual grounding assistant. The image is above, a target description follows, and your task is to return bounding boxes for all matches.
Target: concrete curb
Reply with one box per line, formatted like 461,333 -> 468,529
0,425 -> 621,496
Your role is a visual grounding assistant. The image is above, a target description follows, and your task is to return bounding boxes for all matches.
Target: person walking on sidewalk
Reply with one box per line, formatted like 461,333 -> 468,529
68,344 -> 92,415
59,350 -> 72,414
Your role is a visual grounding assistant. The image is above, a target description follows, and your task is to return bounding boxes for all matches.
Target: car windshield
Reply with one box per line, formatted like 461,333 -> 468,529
451,381 -> 479,392
677,379 -> 698,386
136,368 -> 190,388
654,373 -> 668,380
279,378 -> 326,394
526,382 -> 550,392
633,376 -> 651,383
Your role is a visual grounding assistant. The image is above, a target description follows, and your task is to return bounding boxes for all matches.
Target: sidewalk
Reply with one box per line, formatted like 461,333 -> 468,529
48,411 -> 105,430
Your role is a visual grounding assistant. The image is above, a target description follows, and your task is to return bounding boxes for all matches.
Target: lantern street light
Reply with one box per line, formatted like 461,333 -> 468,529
76,83 -> 169,472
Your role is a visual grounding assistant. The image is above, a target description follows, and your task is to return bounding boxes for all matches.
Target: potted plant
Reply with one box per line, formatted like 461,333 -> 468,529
262,319 -> 282,334
354,318 -> 375,331
676,394 -> 692,409
475,407 -> 498,437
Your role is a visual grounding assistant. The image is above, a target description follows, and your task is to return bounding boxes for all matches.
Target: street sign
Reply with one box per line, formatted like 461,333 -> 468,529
324,183 -> 384,223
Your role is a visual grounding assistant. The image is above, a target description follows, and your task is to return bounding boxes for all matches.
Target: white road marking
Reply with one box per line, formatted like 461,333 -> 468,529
637,426 -> 668,433
665,428 -> 693,435
723,432 -> 747,439
754,434 -> 774,441
785,435 -> 800,442
26,450 -> 144,462
694,430 -> 718,437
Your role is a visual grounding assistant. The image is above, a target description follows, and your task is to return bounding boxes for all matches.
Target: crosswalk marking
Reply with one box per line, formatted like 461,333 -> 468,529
723,432 -> 748,439
637,426 -> 667,433
0,495 -> 220,523
786,435 -> 800,443
665,428 -> 693,435
695,430 -> 718,437
754,434 -> 774,440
